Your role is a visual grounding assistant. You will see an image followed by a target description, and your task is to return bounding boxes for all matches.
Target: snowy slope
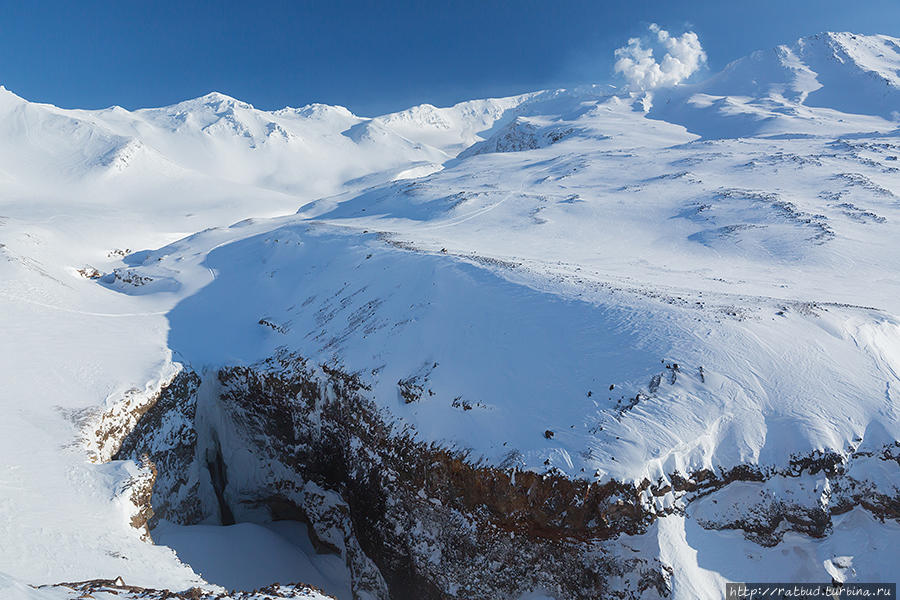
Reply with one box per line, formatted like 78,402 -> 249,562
1,31 -> 900,600
115,89 -> 900,484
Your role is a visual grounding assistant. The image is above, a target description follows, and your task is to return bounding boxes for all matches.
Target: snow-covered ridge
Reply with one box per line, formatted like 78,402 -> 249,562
701,32 -> 900,105
650,32 -> 900,138
1,30 -> 900,600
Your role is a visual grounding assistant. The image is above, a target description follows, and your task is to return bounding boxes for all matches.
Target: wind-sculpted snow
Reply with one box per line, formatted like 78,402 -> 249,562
1,30 -> 900,600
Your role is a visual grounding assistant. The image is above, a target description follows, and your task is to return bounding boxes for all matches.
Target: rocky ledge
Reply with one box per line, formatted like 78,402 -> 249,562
41,578 -> 333,599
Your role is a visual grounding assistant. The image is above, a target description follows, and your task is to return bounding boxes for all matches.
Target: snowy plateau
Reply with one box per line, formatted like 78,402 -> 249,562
1,31 -> 900,600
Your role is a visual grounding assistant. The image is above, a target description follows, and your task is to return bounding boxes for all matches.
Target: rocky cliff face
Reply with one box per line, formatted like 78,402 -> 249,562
112,353 -> 669,600
106,351 -> 900,600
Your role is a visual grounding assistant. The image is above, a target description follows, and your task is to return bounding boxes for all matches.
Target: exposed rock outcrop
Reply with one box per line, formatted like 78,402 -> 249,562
41,578 -> 334,599
105,351 -> 900,599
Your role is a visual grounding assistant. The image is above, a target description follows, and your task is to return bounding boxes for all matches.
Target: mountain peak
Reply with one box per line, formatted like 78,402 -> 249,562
161,91 -> 255,114
651,30 -> 900,133
197,91 -> 245,104
287,103 -> 357,120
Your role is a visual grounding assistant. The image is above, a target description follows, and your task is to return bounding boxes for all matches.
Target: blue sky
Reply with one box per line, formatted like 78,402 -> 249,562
1,1 -> 898,116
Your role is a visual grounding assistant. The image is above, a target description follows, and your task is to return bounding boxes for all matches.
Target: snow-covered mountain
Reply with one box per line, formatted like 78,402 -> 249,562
704,32 -> 900,116
652,31 -> 900,137
2,32 -> 900,600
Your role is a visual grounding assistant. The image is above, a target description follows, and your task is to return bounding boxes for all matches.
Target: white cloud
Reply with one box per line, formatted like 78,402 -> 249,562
614,23 -> 707,92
